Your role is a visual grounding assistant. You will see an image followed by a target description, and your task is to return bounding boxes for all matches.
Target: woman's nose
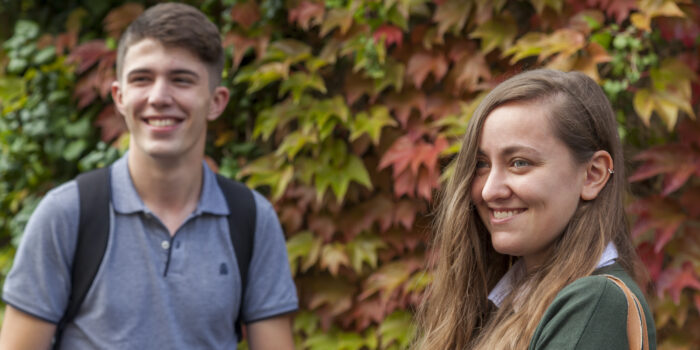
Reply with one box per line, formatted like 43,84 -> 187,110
480,168 -> 511,202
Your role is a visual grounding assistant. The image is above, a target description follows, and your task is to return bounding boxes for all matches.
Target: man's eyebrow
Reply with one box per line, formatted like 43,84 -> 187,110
126,68 -> 200,78
169,69 -> 200,78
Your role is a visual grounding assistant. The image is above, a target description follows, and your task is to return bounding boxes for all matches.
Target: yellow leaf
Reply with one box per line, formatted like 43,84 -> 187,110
633,89 -> 654,126
469,14 -> 517,54
320,8 -> 353,37
529,0 -> 564,14
504,32 -> 545,63
320,243 -> 350,276
538,29 -> 585,61
631,13 -> 651,31
432,0 -> 472,38
639,0 -> 686,19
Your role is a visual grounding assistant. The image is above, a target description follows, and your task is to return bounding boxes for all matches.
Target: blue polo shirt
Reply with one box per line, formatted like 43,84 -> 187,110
3,155 -> 298,349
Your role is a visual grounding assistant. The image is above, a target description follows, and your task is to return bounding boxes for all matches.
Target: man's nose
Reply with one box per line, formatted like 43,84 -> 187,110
481,168 -> 512,202
147,78 -> 173,107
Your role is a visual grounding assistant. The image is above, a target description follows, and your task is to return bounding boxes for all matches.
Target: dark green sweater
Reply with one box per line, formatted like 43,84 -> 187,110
528,263 -> 656,349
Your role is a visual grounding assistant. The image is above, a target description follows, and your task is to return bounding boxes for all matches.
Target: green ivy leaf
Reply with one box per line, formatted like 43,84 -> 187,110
349,106 -> 397,145
286,231 -> 322,274
378,310 -> 415,349
347,234 -> 387,273
279,72 -> 327,104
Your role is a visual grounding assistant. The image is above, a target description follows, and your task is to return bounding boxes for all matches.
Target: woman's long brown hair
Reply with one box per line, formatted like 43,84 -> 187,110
414,69 -> 646,349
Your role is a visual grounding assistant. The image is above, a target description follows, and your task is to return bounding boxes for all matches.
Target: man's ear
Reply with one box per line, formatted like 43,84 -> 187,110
580,150 -> 614,201
207,86 -> 230,121
111,81 -> 126,116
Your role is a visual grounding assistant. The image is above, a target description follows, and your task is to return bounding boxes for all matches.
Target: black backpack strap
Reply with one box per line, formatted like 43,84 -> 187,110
54,167 -> 112,349
215,174 -> 256,341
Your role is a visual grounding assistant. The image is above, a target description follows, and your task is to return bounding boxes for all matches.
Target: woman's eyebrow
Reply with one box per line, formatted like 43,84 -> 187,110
501,145 -> 541,157
477,145 -> 541,157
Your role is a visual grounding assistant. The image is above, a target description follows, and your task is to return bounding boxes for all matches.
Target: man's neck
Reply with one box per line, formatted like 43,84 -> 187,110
127,150 -> 203,235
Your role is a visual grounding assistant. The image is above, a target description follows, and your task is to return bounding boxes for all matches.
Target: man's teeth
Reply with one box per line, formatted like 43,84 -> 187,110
148,119 -> 176,127
493,210 -> 520,219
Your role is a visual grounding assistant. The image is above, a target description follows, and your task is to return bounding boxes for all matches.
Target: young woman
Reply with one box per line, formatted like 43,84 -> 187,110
416,69 -> 656,349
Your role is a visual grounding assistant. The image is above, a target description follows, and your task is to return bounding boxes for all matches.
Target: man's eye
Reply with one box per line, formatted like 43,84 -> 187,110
513,159 -> 530,168
130,76 -> 149,83
173,77 -> 194,84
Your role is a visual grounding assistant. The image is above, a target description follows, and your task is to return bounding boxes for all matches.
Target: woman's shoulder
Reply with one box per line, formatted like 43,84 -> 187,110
529,263 -> 656,350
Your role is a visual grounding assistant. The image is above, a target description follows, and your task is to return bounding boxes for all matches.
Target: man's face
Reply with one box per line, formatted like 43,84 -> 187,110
112,38 -> 228,162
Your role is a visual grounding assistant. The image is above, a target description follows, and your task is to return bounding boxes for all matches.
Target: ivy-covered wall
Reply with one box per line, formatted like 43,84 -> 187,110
1,0 -> 699,348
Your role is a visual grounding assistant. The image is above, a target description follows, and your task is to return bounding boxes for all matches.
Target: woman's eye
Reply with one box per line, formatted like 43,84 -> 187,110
513,159 -> 530,168
475,160 -> 489,170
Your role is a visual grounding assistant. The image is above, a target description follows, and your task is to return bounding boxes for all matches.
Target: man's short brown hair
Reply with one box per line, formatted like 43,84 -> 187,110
116,3 -> 224,88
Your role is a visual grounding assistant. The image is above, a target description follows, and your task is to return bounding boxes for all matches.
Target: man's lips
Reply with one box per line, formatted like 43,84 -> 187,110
142,117 -> 183,128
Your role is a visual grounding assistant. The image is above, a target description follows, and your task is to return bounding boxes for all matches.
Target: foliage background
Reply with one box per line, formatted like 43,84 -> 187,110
1,0 -> 699,348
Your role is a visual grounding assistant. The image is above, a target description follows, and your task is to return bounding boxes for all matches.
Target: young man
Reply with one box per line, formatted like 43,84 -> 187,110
0,3 -> 298,349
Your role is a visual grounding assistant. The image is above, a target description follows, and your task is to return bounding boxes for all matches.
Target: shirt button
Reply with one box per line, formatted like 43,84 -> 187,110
161,240 -> 170,250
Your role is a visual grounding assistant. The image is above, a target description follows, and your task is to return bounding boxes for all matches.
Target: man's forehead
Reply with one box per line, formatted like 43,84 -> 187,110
122,38 -> 203,66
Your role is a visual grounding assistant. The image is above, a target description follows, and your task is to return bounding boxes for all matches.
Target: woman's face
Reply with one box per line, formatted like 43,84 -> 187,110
470,101 -> 587,271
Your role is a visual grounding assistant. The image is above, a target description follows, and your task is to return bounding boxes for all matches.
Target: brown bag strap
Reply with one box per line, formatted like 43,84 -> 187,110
604,275 -> 649,350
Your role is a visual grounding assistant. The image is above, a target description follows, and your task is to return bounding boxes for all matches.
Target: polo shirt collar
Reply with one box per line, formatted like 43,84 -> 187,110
487,241 -> 619,307
110,153 -> 229,216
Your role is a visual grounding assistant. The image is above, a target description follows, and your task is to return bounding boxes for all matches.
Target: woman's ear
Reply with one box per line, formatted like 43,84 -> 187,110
580,150 -> 614,201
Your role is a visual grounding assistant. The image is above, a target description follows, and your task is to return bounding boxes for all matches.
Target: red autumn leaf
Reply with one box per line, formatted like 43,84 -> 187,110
629,144 -> 700,196
674,227 -> 700,278
230,1 -> 261,30
628,196 -> 686,252
337,195 -> 394,241
344,73 -> 374,106
384,90 -> 427,128
656,16 -> 700,48
288,1 -> 325,30
585,0 -> 638,24
284,184 -> 318,213
94,104 -> 127,143
279,204 -> 305,233
416,166 -> 440,201
373,24 -> 403,48
308,213 -> 336,242
410,136 -> 447,176
425,93 -> 463,120
678,118 -> 700,149
382,228 -> 426,254
73,70 -> 100,109
393,169 -> 416,198
393,199 -> 425,231
680,186 -> 700,218
103,3 -> 143,38
447,50 -> 492,94
657,262 -> 700,304
306,277 -> 355,327
348,297 -> 387,330
406,50 -> 448,89
55,32 -> 77,55
69,40 -> 111,74
638,242 -> 664,281
378,136 -> 415,177
222,31 -> 269,69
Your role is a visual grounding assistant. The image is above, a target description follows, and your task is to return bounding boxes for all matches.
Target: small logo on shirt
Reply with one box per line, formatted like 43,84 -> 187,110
219,263 -> 228,275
